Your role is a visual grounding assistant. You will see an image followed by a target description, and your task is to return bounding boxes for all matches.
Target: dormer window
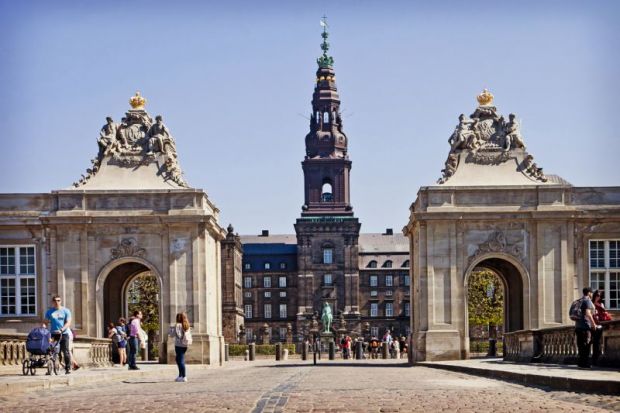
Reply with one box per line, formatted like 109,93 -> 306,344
367,260 -> 378,269
383,260 -> 393,268
402,260 -> 410,268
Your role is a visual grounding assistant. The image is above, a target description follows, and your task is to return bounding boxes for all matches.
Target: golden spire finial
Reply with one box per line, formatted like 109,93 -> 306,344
129,91 -> 146,109
476,88 -> 494,106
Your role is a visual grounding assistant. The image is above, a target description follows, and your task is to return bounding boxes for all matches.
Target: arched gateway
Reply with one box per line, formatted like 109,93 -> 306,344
404,90 -> 620,361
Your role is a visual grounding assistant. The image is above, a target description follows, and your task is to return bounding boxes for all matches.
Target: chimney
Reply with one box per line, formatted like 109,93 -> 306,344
384,228 -> 393,236
261,230 -> 269,237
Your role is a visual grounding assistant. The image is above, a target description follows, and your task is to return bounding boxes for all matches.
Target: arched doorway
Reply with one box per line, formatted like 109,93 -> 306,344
97,258 -> 163,361
464,255 -> 529,358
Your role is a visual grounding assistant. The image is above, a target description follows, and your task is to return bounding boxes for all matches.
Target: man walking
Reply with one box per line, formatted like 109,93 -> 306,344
127,310 -> 143,370
45,295 -> 73,374
575,287 -> 597,368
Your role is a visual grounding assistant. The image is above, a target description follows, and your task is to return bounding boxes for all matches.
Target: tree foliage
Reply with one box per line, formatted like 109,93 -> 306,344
127,272 -> 159,358
467,269 -> 504,328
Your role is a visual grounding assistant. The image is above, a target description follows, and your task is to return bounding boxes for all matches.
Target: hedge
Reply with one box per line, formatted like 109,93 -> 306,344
229,343 -> 296,356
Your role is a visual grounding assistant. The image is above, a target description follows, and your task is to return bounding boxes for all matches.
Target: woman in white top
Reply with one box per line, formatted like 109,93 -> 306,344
171,312 -> 191,382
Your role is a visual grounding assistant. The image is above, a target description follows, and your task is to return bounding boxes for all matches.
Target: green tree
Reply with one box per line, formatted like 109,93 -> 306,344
468,269 -> 504,355
127,272 -> 160,360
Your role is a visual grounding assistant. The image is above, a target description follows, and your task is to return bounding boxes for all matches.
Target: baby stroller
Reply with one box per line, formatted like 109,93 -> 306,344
22,327 -> 61,376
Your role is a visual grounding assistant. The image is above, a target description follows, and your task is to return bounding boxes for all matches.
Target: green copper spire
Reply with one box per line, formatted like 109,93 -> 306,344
317,16 -> 334,68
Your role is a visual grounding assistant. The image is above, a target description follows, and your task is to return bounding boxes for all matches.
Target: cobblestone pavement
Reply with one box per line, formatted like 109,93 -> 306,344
1,360 -> 618,412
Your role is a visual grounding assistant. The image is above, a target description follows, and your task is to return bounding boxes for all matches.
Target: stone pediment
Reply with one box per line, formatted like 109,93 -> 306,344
70,92 -> 189,190
437,89 -> 562,186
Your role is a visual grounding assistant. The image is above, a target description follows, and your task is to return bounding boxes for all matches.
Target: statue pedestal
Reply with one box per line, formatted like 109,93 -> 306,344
320,332 -> 334,352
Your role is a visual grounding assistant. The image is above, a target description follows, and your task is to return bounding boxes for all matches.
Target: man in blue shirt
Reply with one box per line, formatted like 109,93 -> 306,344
574,287 -> 598,369
45,295 -> 73,374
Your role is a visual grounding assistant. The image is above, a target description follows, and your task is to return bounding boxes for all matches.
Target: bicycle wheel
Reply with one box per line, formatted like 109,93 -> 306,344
22,359 -> 30,376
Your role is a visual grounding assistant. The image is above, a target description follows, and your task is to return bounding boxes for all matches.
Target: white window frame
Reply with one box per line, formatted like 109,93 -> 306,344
404,275 -> 410,287
263,276 -> 271,288
264,291 -> 271,298
279,276 -> 287,288
370,290 -> 378,297
385,290 -> 393,296
279,304 -> 287,318
323,273 -> 332,286
279,327 -> 287,339
385,275 -> 393,287
244,277 -> 252,289
370,326 -> 379,337
279,291 -> 287,298
264,304 -> 272,319
370,303 -> 378,317
323,248 -> 333,264
244,291 -> 252,298
385,302 -> 393,317
279,262 -> 287,270
369,275 -> 378,287
246,328 -> 253,342
0,245 -> 37,316
264,262 -> 271,270
244,263 -> 251,270
589,239 -> 620,310
244,304 -> 253,319
404,302 -> 410,317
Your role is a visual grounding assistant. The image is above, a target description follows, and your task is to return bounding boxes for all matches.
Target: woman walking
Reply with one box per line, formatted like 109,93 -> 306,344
171,312 -> 192,382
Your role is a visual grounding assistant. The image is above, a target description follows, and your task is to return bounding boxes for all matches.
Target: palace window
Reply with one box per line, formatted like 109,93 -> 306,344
367,260 -> 377,268
323,274 -> 333,286
370,290 -> 378,297
264,291 -> 271,298
264,304 -> 272,319
279,276 -> 287,288
264,262 -> 271,270
402,260 -> 410,268
323,248 -> 333,264
244,304 -> 253,319
369,275 -> 378,287
403,275 -> 410,287
279,262 -> 287,270
589,240 -> 620,309
263,276 -> 271,288
279,291 -> 287,298
279,327 -> 287,339
244,263 -> 251,270
385,290 -> 393,296
383,260 -> 393,268
244,291 -> 252,298
279,304 -> 287,318
371,327 -> 379,337
244,277 -> 252,289
385,275 -> 393,287
0,246 -> 36,316
385,303 -> 394,317
370,303 -> 378,317
404,302 -> 410,317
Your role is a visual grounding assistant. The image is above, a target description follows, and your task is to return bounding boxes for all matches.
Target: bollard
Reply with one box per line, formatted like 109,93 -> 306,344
244,349 -> 249,361
302,342 -> 308,361
382,342 -> 389,359
249,343 -> 256,361
225,344 -> 229,362
355,341 -> 363,360
328,341 -> 335,360
283,348 -> 289,360
275,342 -> 282,361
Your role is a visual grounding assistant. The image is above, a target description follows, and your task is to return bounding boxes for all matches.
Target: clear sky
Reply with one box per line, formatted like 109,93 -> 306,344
1,0 -> 618,235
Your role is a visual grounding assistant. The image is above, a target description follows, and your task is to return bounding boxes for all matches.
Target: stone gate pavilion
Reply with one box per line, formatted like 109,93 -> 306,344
0,93 -> 226,365
404,90 -> 620,361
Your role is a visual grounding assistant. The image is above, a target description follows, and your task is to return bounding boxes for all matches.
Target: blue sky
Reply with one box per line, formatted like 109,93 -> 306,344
1,1 -> 618,234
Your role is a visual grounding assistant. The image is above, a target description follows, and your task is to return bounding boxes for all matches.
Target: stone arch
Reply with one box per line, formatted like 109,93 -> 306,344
95,257 -> 164,340
463,253 -> 531,352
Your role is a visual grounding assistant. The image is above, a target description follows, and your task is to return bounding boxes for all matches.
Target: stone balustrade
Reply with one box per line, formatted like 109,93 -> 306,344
0,333 -> 113,368
504,320 -> 620,367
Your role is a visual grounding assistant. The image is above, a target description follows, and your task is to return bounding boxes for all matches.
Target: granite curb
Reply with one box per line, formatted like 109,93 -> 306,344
0,364 -> 199,396
418,361 -> 620,395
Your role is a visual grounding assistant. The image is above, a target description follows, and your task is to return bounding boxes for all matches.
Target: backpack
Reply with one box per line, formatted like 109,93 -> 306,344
569,298 -> 583,321
181,328 -> 192,346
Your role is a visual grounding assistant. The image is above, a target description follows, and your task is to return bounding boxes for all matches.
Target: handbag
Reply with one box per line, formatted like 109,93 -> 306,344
181,328 -> 193,346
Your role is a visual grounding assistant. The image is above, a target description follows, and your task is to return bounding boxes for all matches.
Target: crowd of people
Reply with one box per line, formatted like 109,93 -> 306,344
336,330 -> 408,359
573,287 -> 612,368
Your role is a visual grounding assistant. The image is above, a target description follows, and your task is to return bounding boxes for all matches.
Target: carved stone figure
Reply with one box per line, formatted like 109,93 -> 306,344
449,114 -> 476,151
438,153 -> 458,184
164,157 -> 187,187
504,114 -> 526,151
521,154 -> 548,182
147,115 -> 177,157
321,302 -> 333,333
98,117 -> 119,156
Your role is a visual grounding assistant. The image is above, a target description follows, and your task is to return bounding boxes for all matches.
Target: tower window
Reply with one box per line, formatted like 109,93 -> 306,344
323,112 -> 329,123
321,181 -> 333,202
